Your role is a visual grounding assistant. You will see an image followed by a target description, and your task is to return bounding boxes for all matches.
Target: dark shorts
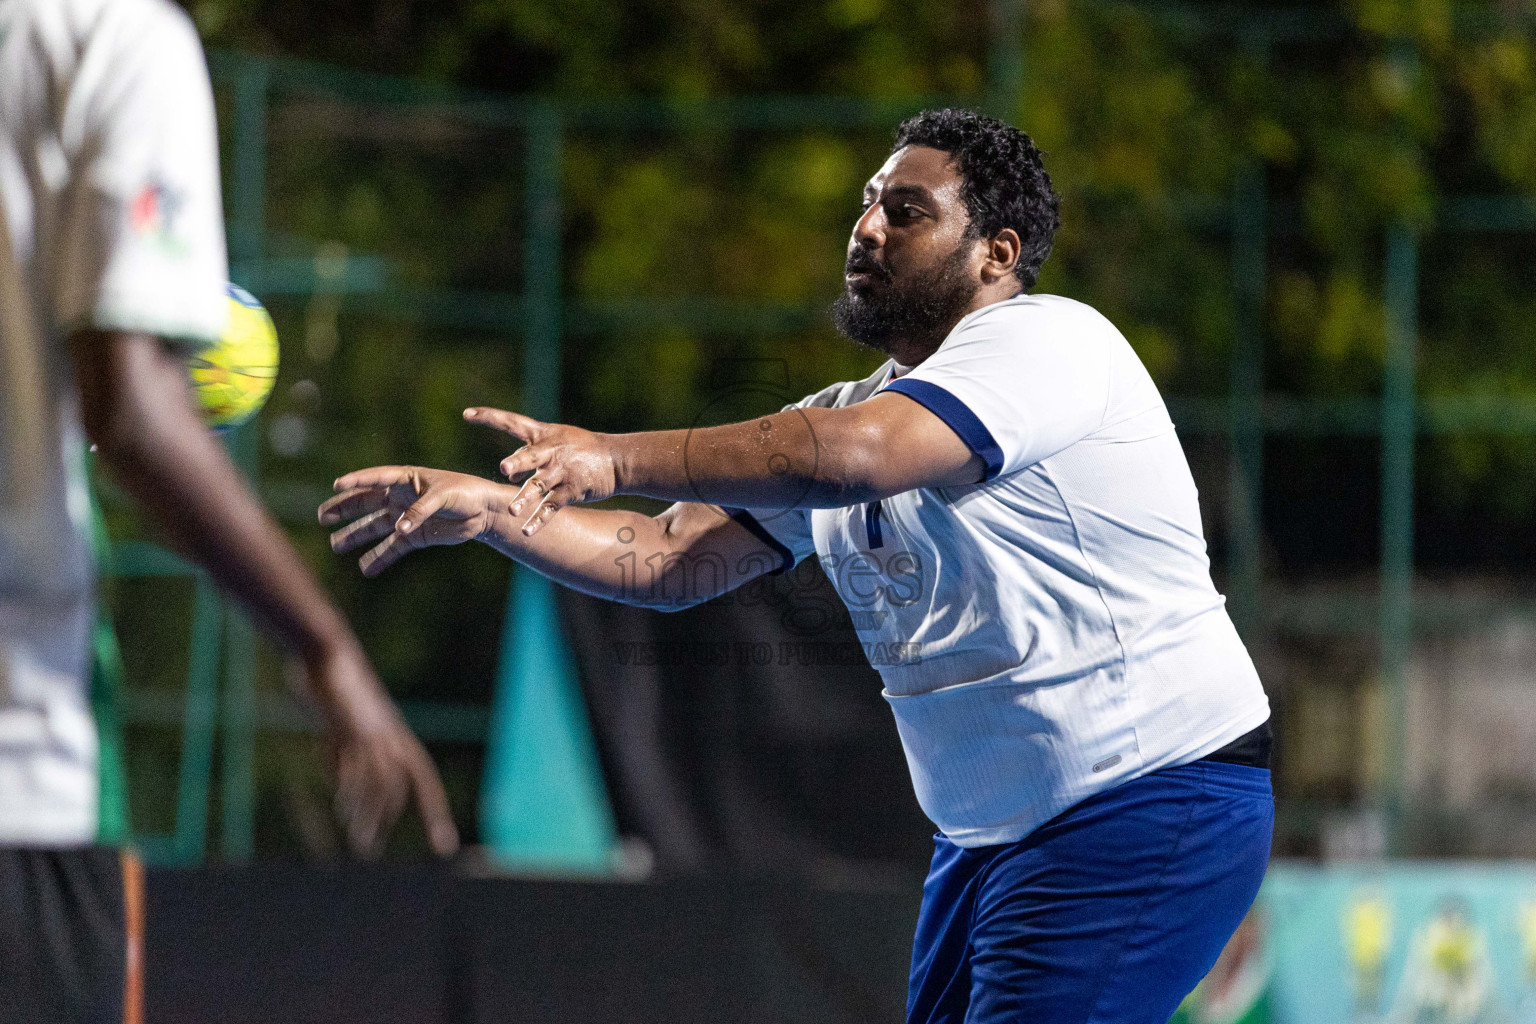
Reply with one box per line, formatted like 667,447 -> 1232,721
907,760 -> 1273,1024
0,846 -> 142,1024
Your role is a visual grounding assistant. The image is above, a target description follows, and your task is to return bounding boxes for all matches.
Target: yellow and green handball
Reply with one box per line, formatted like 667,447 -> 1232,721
189,283 -> 280,431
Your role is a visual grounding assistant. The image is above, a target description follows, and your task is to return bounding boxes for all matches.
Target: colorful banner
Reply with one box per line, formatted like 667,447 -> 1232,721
1177,863 -> 1536,1024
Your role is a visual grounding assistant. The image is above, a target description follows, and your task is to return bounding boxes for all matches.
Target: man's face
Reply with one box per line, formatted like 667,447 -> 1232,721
831,145 -> 983,356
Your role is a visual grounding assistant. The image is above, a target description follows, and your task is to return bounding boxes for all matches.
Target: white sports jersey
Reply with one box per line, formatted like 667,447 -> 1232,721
0,0 -> 227,844
746,294 -> 1269,847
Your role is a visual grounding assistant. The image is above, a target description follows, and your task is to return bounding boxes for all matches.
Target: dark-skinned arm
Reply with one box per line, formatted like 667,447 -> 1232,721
72,330 -> 459,857
320,467 -> 785,611
466,392 -> 984,537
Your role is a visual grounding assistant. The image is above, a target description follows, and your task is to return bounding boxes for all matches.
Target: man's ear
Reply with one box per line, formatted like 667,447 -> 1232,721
980,228 -> 1022,284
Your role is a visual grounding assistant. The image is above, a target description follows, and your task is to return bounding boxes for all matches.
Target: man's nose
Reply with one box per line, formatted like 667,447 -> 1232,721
852,203 -> 886,250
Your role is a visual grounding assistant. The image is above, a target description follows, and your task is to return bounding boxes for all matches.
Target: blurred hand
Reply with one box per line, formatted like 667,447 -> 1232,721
303,640 -> 460,858
320,466 -> 507,577
464,407 -> 620,536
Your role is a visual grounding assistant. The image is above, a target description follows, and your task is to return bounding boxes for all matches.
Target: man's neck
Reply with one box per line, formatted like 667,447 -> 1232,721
885,338 -> 942,368
885,285 -> 1025,368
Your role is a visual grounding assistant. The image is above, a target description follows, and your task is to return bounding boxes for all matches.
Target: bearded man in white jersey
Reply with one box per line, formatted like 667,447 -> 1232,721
323,108 -> 1273,1024
0,2 -> 457,1020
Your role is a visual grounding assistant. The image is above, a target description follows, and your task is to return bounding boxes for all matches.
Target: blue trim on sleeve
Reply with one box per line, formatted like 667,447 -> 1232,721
722,508 -> 795,575
883,378 -> 1005,481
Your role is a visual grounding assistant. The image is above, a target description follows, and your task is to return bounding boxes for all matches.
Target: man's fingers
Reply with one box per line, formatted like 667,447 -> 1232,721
520,483 -> 573,537
344,797 -> 383,858
330,507 -> 394,554
343,767 -> 401,860
333,466 -> 418,492
359,531 -> 418,577
499,445 -> 544,480
464,407 -> 542,442
396,489 -> 448,535
507,473 -> 547,517
521,501 -> 560,537
368,759 -> 410,853
335,750 -> 366,819
335,752 -> 380,854
319,486 -> 389,526
404,745 -> 460,856
350,505 -> 478,573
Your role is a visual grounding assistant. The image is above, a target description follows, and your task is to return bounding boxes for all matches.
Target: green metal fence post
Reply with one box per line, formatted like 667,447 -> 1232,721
481,102 -> 618,872
229,55 -> 269,284
220,427 -> 260,862
220,608 -> 257,861
219,56 -> 270,862
988,0 -> 1026,120
87,482 -> 131,845
1381,220 -> 1417,852
173,579 -> 225,864
1228,164 -> 1266,638
1379,34 -> 1420,854
1227,31 -> 1270,640
522,102 -> 561,426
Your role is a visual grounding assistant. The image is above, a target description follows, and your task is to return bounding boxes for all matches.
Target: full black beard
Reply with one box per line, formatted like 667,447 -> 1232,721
830,240 -> 980,356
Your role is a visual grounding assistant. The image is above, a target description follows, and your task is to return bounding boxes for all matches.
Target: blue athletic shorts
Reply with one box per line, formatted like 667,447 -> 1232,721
907,759 -> 1273,1024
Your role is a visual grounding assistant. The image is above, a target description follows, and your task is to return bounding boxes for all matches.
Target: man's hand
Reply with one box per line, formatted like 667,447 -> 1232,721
321,467 -> 510,576
464,407 -> 619,537
304,640 -> 460,857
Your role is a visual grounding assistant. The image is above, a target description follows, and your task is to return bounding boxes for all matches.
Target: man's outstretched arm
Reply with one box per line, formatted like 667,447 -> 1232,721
73,330 -> 459,857
320,467 -> 787,611
467,392 -> 984,537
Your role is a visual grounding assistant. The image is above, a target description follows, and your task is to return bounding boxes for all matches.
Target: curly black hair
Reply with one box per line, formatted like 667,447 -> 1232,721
893,109 -> 1061,290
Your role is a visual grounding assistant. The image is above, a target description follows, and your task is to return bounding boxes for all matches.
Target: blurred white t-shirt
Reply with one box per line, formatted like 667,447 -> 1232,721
743,294 -> 1269,847
0,0 -> 227,844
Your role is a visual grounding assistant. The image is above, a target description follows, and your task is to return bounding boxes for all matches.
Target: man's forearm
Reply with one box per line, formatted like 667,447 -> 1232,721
611,407 -> 881,509
479,501 -> 672,605
478,499 -> 764,611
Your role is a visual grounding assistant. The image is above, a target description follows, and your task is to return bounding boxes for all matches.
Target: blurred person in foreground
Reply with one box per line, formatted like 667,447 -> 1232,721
325,109 -> 1272,1023
0,1 -> 457,1020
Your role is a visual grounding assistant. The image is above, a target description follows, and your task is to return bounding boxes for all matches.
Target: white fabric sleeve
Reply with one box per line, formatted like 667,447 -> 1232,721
53,2 -> 228,346
882,298 -> 1115,479
725,505 -> 814,573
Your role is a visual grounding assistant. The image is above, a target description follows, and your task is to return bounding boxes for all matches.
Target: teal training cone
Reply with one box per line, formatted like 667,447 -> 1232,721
479,566 -> 617,872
